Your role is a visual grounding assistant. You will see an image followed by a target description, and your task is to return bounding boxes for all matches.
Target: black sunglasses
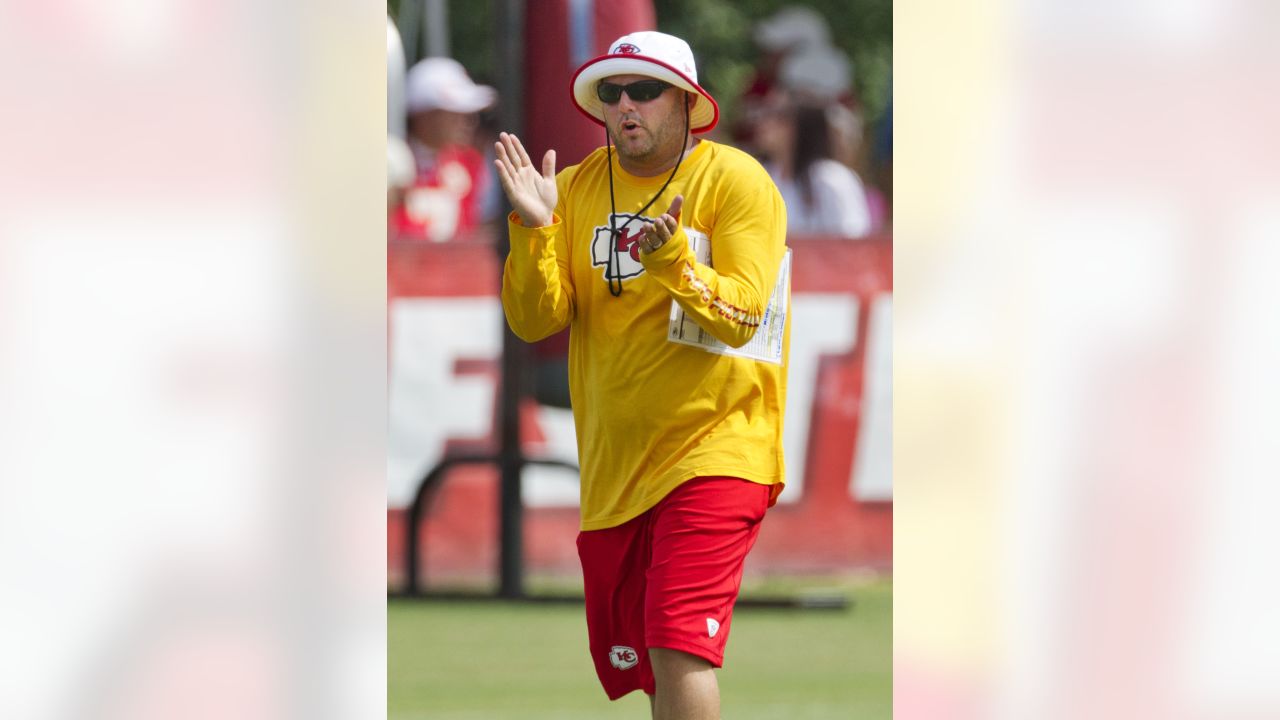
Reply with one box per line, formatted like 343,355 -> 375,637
596,80 -> 672,104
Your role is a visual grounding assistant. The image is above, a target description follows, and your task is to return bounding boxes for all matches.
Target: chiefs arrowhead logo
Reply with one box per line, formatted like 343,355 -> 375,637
614,43 -> 641,55
591,214 -> 653,284
609,645 -> 639,670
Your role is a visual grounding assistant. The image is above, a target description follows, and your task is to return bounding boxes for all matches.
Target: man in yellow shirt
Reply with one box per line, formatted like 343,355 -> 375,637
494,31 -> 788,719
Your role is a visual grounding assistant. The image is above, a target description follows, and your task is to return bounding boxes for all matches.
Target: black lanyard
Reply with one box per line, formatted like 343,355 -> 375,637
604,101 -> 691,297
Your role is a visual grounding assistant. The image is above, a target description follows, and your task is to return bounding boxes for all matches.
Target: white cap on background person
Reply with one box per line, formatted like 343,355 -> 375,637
570,30 -> 720,134
406,57 -> 496,114
754,6 -> 831,53
779,46 -> 853,101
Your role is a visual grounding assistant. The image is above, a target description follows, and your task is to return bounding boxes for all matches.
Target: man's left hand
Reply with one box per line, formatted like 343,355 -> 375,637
639,195 -> 683,255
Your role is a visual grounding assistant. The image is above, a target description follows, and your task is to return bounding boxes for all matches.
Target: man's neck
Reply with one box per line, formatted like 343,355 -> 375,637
618,136 -> 699,177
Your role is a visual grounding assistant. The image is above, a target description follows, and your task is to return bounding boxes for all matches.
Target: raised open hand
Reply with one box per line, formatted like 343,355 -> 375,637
639,195 -> 684,255
493,132 -> 557,228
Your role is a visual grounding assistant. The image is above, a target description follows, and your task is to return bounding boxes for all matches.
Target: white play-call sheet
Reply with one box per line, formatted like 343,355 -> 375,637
666,228 -> 790,365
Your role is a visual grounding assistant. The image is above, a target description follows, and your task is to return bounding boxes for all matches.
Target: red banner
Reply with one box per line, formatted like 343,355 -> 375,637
388,233 -> 892,586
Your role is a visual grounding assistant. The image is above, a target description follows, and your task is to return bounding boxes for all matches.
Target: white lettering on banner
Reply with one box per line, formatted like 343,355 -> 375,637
386,293 -> 891,508
521,406 -> 581,507
387,299 -> 501,507
386,298 -> 582,508
776,295 -> 859,503
852,295 -> 893,501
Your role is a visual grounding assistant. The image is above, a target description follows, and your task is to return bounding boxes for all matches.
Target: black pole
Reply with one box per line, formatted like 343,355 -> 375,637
497,333 -> 525,600
494,0 -> 527,599
404,456 -> 578,595
405,454 -> 492,594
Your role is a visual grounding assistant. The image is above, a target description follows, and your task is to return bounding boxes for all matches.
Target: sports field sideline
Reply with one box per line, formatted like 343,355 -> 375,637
389,576 -> 891,719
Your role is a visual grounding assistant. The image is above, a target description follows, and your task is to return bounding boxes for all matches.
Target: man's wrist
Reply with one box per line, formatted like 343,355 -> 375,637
514,211 -> 554,228
639,229 -> 684,267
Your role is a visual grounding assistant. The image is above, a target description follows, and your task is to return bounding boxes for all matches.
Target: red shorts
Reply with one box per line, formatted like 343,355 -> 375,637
576,476 -> 770,700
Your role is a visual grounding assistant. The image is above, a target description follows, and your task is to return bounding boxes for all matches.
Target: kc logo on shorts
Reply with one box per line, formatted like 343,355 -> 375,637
609,645 -> 639,670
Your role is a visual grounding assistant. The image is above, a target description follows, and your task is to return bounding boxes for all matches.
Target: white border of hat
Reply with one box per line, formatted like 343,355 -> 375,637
570,32 -> 719,134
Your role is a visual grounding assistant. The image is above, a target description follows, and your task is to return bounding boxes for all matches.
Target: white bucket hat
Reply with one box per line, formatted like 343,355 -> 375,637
407,57 -> 496,114
571,31 -> 719,134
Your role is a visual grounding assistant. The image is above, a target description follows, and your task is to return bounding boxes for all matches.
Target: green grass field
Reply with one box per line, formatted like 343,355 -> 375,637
389,576 -> 891,719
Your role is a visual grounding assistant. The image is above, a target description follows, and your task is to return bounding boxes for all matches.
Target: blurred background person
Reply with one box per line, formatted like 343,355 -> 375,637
731,5 -> 888,235
734,5 -> 833,153
392,57 -> 497,242
756,91 -> 873,238
773,32 -> 891,235
387,16 -> 415,214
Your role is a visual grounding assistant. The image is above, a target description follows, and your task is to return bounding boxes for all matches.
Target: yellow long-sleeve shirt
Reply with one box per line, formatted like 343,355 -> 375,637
501,139 -> 789,530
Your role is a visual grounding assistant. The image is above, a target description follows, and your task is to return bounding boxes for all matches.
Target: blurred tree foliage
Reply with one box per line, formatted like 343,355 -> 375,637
390,0 -> 891,126
387,0 -> 496,82
654,0 -> 892,127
